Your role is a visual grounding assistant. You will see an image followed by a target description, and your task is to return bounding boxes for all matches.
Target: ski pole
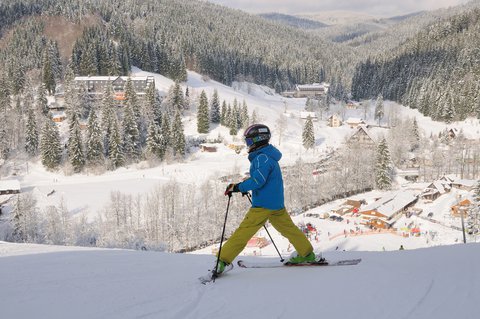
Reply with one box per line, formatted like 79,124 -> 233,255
212,194 -> 232,282
244,193 -> 284,262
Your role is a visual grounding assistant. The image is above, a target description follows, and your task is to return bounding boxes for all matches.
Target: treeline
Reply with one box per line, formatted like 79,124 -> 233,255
351,8 -> 480,122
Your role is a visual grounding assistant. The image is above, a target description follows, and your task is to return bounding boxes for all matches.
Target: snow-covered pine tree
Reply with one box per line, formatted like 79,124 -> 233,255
375,138 -> 392,190
108,115 -> 124,169
101,83 -> 115,156
40,119 -> 62,170
122,99 -> 141,162
124,77 -> 140,121
25,107 -> 38,156
302,116 -> 315,150
145,121 -> 161,160
42,49 -> 55,95
197,90 -> 209,133
411,117 -> 420,151
220,100 -> 227,126
210,89 -> 220,124
228,104 -> 238,135
85,108 -> 104,166
241,100 -> 249,128
36,84 -> 49,116
172,82 -> 184,111
68,113 -> 85,172
146,83 -> 162,126
171,110 -> 186,157
374,94 -> 384,126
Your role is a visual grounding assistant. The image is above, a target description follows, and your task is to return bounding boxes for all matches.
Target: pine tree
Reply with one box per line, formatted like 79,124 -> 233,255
171,110 -> 186,157
36,84 -> 49,116
108,116 -> 124,169
197,90 -> 210,133
41,119 -> 62,170
302,116 -> 315,150
210,89 -> 220,124
375,138 -> 392,190
220,100 -> 227,126
241,100 -> 249,128
374,94 -> 384,126
86,108 -> 104,166
124,77 -> 140,121
42,49 -> 56,95
68,114 -> 85,173
122,100 -> 141,162
172,82 -> 184,111
146,121 -> 159,159
411,118 -> 420,151
101,83 -> 115,155
25,108 -> 38,156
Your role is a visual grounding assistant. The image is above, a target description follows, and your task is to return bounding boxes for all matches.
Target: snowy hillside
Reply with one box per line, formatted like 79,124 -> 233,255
0,240 -> 478,319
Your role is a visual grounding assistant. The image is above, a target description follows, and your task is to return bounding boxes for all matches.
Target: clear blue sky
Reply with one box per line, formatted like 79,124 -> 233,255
206,0 -> 471,17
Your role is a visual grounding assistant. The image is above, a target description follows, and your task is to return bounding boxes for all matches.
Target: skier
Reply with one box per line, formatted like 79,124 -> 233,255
215,123 -> 316,274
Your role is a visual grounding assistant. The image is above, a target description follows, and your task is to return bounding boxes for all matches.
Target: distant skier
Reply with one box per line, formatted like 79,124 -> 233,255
216,124 -> 316,275
399,245 -> 405,250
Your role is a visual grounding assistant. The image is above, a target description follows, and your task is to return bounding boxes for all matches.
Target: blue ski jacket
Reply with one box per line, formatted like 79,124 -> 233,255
238,144 -> 285,210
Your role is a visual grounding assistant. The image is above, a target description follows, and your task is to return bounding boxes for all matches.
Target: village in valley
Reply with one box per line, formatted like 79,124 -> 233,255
1,68 -> 480,256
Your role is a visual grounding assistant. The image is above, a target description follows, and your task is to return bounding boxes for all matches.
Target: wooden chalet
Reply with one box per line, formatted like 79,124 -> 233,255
0,180 -> 20,195
52,112 -> 67,122
346,101 -> 359,110
293,83 -> 329,98
451,199 -> 471,218
451,179 -> 476,191
246,236 -> 269,248
199,143 -> 217,152
345,117 -> 366,128
73,75 -> 155,100
346,125 -> 376,148
421,180 -> 451,201
327,114 -> 342,127
359,190 -> 418,229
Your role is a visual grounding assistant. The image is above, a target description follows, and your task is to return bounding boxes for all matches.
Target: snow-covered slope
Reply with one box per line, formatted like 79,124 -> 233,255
0,241 -> 478,319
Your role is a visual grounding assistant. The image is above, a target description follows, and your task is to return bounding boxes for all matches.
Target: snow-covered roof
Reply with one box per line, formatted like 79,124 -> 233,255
295,83 -> 327,91
424,181 -> 450,195
74,76 -> 152,82
452,179 -> 476,188
345,117 -> 365,124
300,111 -> 317,119
360,190 -> 418,219
0,180 -> 20,192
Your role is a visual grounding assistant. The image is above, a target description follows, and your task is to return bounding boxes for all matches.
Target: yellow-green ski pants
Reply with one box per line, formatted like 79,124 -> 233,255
219,207 -> 313,264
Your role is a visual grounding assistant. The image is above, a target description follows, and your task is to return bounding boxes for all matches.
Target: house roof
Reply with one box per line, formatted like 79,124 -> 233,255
360,190 -> 418,219
295,83 -> 327,91
300,111 -> 317,119
74,76 -> 152,82
452,179 -> 476,188
348,125 -> 376,143
0,180 -> 20,192
345,117 -> 365,124
424,180 -> 451,195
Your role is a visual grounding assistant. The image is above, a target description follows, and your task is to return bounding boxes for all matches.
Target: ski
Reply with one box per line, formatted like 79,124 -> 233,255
237,258 -> 361,269
198,263 -> 234,284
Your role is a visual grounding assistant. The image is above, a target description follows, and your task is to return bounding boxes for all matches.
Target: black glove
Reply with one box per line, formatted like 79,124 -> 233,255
224,183 -> 240,196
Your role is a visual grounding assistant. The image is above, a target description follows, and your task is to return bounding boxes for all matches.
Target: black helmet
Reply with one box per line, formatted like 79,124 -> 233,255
244,124 -> 271,152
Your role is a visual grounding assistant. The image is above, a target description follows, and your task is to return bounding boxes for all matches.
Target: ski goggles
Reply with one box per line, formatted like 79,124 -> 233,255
245,134 -> 269,147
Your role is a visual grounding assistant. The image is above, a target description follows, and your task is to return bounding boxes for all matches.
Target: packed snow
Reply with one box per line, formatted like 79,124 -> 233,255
0,240 -> 478,319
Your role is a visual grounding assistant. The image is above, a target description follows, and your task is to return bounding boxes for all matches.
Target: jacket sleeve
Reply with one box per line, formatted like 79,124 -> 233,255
238,154 -> 272,192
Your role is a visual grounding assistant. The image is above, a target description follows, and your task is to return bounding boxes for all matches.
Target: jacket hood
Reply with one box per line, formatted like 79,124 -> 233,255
248,144 -> 282,162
